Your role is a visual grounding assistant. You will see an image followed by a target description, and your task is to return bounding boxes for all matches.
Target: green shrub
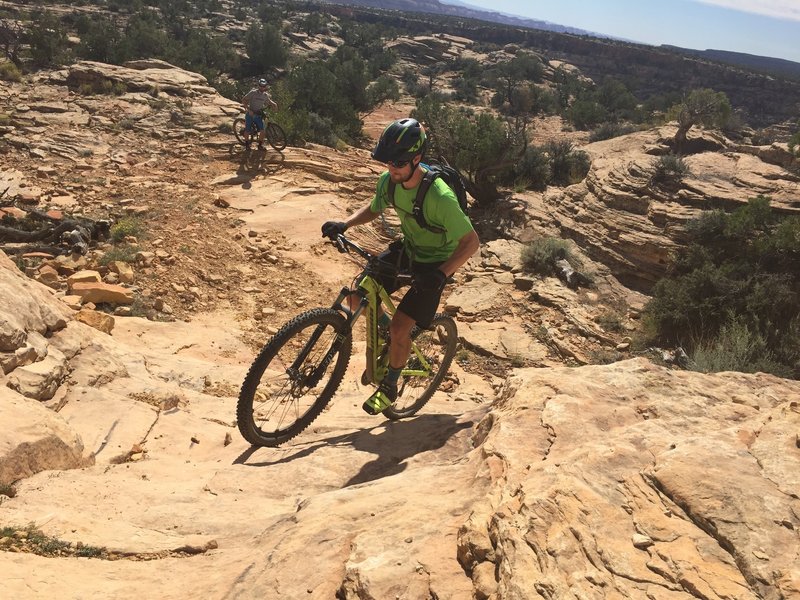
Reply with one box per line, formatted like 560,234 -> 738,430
25,12 -> 70,68
589,122 -> 636,142
643,196 -> 800,378
567,98 -> 607,130
689,317 -> 790,377
98,244 -> 137,265
789,129 -> 800,158
515,146 -> 550,191
0,524 -> 106,558
521,237 -> 576,276
651,154 -> 689,186
548,141 -> 591,186
0,60 -> 22,82
110,216 -> 143,242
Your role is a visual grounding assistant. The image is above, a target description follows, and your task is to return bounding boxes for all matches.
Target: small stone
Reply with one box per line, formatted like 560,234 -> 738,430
632,533 -> 653,549
191,436 -> 200,444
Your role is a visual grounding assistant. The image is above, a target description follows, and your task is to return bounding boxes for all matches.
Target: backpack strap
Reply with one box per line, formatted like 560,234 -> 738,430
412,170 -> 443,232
386,169 -> 445,233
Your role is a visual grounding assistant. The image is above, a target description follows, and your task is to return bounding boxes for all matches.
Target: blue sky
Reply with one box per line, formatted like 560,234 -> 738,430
449,0 -> 800,63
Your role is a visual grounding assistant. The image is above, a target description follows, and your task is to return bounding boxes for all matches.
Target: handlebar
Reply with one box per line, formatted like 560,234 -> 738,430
332,234 -> 372,261
328,234 -> 411,283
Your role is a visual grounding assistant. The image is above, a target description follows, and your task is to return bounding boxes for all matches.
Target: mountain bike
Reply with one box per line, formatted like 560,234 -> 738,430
236,234 -> 459,447
233,110 -> 287,151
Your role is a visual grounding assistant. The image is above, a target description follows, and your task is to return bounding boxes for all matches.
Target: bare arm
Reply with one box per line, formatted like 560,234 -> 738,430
438,229 -> 480,277
344,203 -> 380,230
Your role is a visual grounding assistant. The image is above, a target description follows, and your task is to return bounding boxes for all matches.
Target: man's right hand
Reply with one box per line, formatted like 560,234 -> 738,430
322,221 -> 348,240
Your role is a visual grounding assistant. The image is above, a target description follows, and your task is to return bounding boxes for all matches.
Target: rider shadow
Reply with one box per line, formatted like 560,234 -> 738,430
234,412 -> 478,487
342,413 -> 476,487
221,144 -> 284,189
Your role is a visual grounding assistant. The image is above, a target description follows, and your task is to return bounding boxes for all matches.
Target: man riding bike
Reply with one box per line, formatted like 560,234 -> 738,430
322,118 -> 480,415
242,78 -> 278,150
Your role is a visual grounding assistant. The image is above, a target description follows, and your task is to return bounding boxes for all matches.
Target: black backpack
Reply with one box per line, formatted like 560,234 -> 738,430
387,159 -> 469,234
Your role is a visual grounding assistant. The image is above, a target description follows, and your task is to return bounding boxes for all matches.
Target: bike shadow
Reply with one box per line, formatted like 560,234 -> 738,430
216,144 -> 285,188
234,411 -> 480,487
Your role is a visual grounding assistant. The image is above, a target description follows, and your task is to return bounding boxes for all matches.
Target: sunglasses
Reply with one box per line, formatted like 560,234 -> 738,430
387,159 -> 411,168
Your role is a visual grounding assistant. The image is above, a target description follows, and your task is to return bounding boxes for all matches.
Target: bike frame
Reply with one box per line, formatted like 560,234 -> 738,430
289,236 -> 435,393
332,275 -> 433,386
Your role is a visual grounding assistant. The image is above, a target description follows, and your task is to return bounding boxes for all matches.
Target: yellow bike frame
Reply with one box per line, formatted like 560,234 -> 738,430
335,274 -> 433,388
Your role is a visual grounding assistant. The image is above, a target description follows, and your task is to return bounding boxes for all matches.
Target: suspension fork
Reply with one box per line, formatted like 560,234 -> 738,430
286,288 -> 363,381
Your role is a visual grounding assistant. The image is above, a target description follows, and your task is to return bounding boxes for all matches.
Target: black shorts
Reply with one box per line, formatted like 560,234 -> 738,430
368,240 -> 445,329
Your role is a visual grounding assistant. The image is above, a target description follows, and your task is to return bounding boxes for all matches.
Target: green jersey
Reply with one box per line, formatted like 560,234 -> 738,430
370,170 -> 474,263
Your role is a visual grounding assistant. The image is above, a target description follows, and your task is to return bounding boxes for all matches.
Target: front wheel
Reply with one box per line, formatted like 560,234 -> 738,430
383,313 -> 458,420
233,117 -> 250,146
265,122 -> 287,151
237,308 -> 352,447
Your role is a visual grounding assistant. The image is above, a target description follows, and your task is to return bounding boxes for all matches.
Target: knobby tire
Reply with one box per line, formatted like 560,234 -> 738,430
383,313 -> 458,420
233,117 -> 249,146
266,122 -> 287,151
237,308 -> 352,447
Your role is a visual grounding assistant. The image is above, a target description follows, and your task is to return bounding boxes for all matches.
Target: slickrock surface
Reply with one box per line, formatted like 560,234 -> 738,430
2,58 -> 799,599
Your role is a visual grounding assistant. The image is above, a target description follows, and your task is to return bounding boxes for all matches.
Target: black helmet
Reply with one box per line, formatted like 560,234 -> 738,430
372,118 -> 427,163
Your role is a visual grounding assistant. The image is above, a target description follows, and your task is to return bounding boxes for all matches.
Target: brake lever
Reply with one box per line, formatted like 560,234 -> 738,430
334,235 -> 349,254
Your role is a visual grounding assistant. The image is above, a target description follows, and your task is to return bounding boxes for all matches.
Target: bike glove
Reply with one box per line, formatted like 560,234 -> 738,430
321,221 -> 348,240
412,268 -> 447,292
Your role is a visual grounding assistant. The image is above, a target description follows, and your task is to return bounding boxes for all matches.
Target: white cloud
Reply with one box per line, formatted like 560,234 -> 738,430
693,0 -> 800,21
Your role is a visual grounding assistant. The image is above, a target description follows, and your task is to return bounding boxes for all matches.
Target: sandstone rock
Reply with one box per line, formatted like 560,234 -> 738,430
109,260 -> 135,283
60,295 -> 83,310
445,278 -> 504,314
0,253 -> 70,350
483,239 -> 525,272
75,309 -> 115,334
461,358 -> 800,599
66,60 -> 213,98
535,125 -> 800,290
35,265 -> 60,288
67,269 -> 102,287
70,282 -> 134,305
5,346 -> 67,401
0,386 -> 91,486
460,320 -> 548,362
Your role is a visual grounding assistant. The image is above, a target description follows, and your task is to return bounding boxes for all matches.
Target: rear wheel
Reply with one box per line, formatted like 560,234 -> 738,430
265,122 -> 287,151
383,313 -> 458,420
237,308 -> 352,446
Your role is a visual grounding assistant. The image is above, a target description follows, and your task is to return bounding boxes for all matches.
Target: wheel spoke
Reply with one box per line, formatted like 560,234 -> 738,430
237,309 -> 352,446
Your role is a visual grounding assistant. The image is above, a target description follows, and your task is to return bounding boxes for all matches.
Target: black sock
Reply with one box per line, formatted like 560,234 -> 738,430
385,365 -> 402,385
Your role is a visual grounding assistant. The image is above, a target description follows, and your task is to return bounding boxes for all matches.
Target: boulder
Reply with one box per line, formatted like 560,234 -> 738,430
70,282 -> 134,305
0,386 -> 91,486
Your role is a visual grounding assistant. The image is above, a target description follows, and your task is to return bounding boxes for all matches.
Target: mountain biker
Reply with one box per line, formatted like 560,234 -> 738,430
321,117 -> 480,415
242,78 -> 278,150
